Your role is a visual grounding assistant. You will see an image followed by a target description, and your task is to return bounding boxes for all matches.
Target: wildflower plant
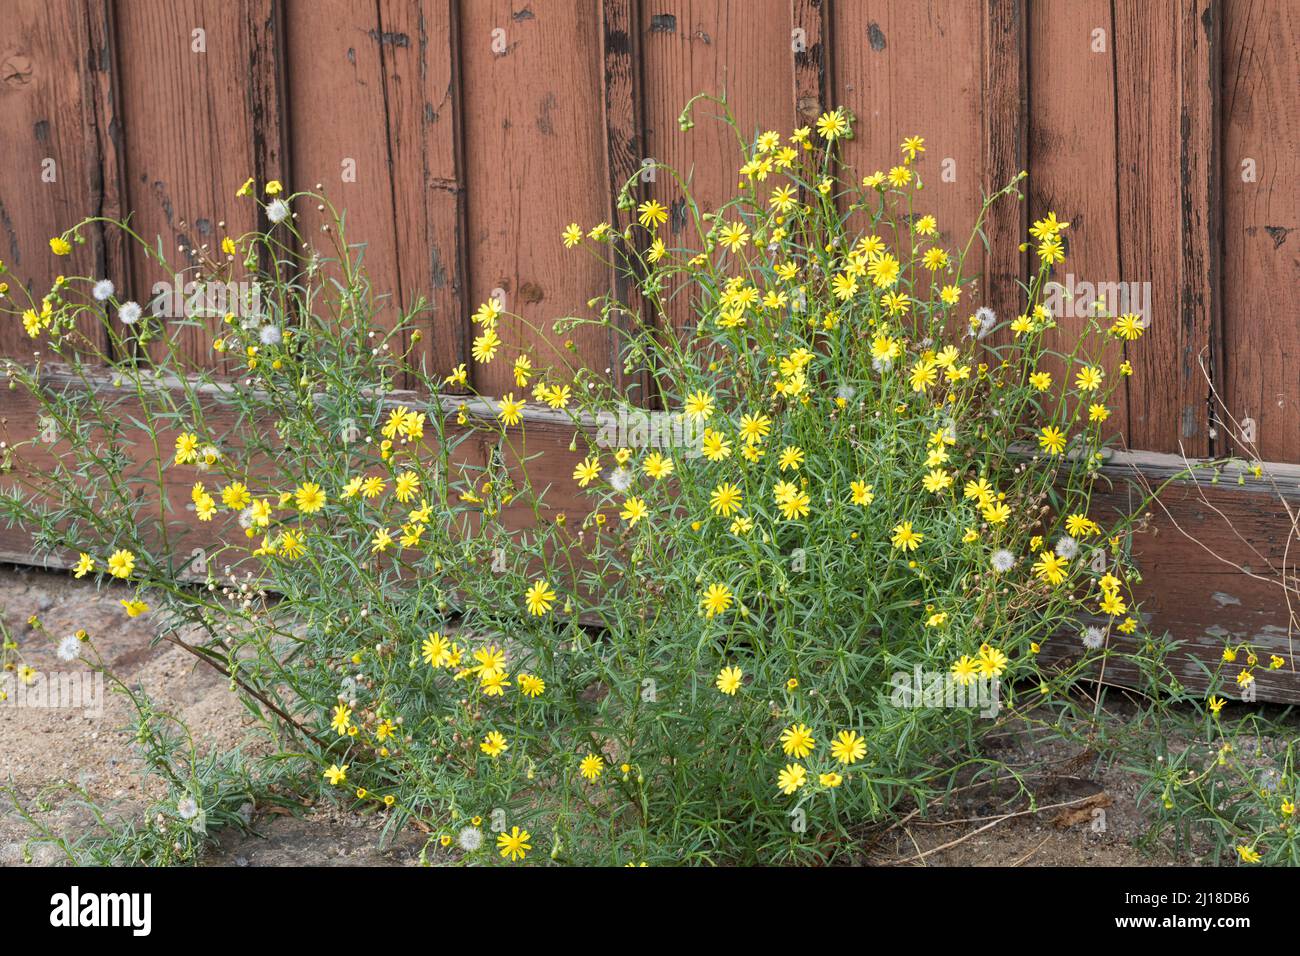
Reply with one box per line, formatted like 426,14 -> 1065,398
1,99 -> 1197,865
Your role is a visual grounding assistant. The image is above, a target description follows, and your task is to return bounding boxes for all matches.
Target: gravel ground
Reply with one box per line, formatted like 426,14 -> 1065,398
0,563 -> 1220,866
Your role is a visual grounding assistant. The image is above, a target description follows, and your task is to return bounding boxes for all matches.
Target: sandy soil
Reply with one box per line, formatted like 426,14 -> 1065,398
0,563 -> 1208,866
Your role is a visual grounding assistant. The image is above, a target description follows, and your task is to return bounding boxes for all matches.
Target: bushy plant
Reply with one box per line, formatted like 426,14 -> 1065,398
4,99 -> 1191,865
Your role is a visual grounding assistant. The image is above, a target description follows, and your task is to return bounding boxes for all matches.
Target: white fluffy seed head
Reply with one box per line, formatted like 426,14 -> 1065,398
457,826 -> 483,852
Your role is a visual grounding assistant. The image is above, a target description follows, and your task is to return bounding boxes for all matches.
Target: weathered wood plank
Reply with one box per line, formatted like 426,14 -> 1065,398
284,0 -> 406,350
637,0 -> 794,336
791,0 -> 831,124
1112,0 -> 1219,456
1043,461 -> 1300,704
600,0 -> 649,401
0,0 -> 125,359
456,0 -> 612,396
832,2 -> 986,276
1024,0 -> 1129,442
980,0 -> 1027,333
377,0 -> 468,385
114,0 -> 287,372
1221,0 -> 1299,464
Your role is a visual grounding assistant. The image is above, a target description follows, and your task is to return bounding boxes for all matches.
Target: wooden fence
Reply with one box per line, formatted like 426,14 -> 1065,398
1,0 -> 1297,699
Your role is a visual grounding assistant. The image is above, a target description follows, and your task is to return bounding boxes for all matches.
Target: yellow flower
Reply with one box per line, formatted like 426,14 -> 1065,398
498,393 -> 525,426
49,237 -> 72,256
891,521 -> 923,551
715,665 -> 743,695
480,731 -> 508,757
524,579 -> 556,617
294,482 -> 326,513
830,730 -> 866,765
1112,313 -> 1145,340
775,486 -> 811,520
978,644 -> 1008,677
73,553 -> 94,578
643,452 -> 674,480
718,222 -> 749,251
850,480 -> 874,506
696,426 -> 731,461
421,632 -> 450,667
561,223 -> 582,247
471,328 -> 501,363
174,432 -> 200,464
951,656 -> 980,686
819,772 -> 843,788
107,549 -> 135,579
120,598 -> 149,617
700,582 -> 734,618
393,471 -> 420,503
637,199 -> 668,229
331,704 -> 353,735
709,482 -> 743,517
1075,365 -> 1104,391
922,469 -> 953,493
323,764 -> 348,785
620,496 -> 649,527
573,455 -> 601,487
1032,550 -> 1070,585
815,108 -> 849,140
1235,845 -> 1261,864
579,754 -> 604,781
683,389 -> 715,421
1207,696 -> 1226,715
780,723 -> 815,758
1099,591 -> 1127,616
982,501 -> 1011,525
518,673 -> 545,697
1038,426 -> 1068,455
777,763 -> 808,795
497,826 -> 531,862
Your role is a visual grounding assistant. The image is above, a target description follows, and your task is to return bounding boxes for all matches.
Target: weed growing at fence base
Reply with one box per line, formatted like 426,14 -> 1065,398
2,97 -> 1293,865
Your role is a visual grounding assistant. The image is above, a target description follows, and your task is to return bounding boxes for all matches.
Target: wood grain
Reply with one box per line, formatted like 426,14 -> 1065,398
1221,0 -> 1299,463
1112,0 -> 1219,455
637,0 -> 794,336
285,0 -> 405,343
377,0 -> 468,384
1024,0 -> 1129,442
1041,458 -> 1300,704
980,0 -> 1027,332
600,0 -> 649,401
0,0 -> 125,360
456,0 -> 612,396
832,2 -> 985,278
114,0 -> 287,372
791,0 -> 831,123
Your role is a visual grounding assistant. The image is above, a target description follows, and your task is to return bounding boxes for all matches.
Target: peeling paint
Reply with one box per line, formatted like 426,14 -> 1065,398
1263,225 -> 1292,248
367,30 -> 410,47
